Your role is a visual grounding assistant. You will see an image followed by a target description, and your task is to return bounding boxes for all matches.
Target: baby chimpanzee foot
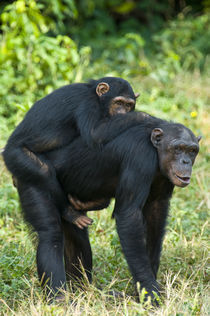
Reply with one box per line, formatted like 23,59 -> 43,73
62,206 -> 93,229
73,213 -> 93,229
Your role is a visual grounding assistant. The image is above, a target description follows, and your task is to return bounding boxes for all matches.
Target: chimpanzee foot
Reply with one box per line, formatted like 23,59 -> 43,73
73,215 -> 93,229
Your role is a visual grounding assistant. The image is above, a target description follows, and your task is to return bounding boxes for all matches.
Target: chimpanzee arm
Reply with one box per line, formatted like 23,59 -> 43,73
75,99 -> 102,147
143,179 -> 174,278
113,161 -> 160,300
76,102 -> 152,147
91,112 -> 153,146
144,199 -> 169,278
115,206 -> 160,298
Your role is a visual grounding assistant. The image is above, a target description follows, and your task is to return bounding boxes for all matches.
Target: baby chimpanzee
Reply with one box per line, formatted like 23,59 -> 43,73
4,77 -> 139,229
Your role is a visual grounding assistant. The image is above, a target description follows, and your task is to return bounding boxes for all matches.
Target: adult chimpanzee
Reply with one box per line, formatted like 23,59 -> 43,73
3,77 -> 140,228
13,112 -> 200,302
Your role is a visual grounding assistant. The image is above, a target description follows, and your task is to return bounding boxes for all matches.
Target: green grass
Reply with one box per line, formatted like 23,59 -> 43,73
0,71 -> 209,315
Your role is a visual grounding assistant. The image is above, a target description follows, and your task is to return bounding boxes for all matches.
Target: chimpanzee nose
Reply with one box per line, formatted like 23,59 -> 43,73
181,158 -> 190,164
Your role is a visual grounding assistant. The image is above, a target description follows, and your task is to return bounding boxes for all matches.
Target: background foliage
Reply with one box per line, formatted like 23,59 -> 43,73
0,0 -> 209,314
0,0 -> 209,131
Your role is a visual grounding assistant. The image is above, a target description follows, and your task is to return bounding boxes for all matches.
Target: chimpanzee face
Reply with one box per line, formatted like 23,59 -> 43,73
95,78 -> 140,116
151,126 -> 200,187
108,95 -> 136,115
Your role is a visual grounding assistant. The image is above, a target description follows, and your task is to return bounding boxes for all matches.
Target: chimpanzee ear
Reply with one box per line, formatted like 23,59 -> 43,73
197,135 -> 202,143
151,128 -> 164,148
96,82 -> 110,97
135,93 -> 140,99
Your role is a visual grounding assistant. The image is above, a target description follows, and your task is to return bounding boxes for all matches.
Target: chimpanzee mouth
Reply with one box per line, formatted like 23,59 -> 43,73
175,174 -> 191,184
116,108 -> 126,114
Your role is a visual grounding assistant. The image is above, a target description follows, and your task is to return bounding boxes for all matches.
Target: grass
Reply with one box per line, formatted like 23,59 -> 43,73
0,70 -> 209,315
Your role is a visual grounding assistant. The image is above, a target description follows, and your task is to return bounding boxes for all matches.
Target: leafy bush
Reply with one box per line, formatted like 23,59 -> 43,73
0,0 -> 90,120
85,32 -> 147,78
153,13 -> 210,72
0,0 -> 209,128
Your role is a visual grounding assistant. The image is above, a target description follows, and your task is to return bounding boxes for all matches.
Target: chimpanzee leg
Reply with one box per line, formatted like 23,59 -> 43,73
17,181 -> 66,296
143,200 -> 169,278
62,220 -> 92,284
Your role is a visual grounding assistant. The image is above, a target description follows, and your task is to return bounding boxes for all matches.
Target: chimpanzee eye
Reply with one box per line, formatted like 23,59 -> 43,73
189,148 -> 198,155
127,103 -> 134,109
174,146 -> 182,154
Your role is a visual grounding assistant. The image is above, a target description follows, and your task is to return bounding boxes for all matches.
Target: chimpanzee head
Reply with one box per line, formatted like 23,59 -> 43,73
95,77 -> 140,116
151,124 -> 201,187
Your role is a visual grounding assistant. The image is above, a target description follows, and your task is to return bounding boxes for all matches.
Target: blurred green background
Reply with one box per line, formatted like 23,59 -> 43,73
0,1 -> 209,314
0,0 -> 209,138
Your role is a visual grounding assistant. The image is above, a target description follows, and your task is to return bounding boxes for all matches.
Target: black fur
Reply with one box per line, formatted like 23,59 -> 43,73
3,77 -> 136,223
12,112 -> 200,300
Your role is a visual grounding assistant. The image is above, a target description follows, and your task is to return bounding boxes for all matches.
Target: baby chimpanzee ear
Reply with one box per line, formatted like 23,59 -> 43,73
151,128 -> 164,148
135,93 -> 140,99
96,82 -> 110,97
